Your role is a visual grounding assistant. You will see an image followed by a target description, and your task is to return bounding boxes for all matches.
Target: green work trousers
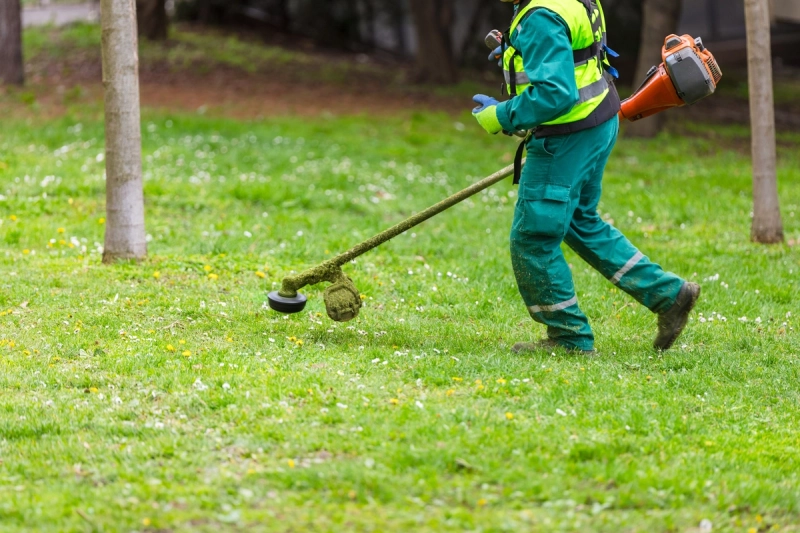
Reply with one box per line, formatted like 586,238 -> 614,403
510,117 -> 684,351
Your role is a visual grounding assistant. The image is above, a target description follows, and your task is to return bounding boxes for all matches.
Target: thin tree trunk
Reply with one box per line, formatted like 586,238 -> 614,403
627,0 -> 682,138
101,0 -> 147,263
361,0 -> 375,51
0,0 -> 24,85
458,0 -> 488,66
745,0 -> 783,243
136,0 -> 168,41
275,0 -> 290,30
408,0 -> 457,84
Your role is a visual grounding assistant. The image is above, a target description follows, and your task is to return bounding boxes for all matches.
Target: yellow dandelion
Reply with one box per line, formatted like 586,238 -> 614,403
288,336 -> 297,342
505,412 -> 514,420
255,271 -> 266,279
704,441 -> 714,447
166,344 -> 176,352
179,339 -> 186,344
360,294 -> 366,300
474,379 -> 482,385
452,377 -> 463,382
58,239 -> 66,245
496,378 -> 507,385
98,217 -> 105,225
756,515 -> 763,524
203,265 -> 212,272
142,518 -> 151,526
446,389 -> 455,397
22,249 -> 30,255
89,387 -> 98,393
389,398 -> 399,405
57,227 -> 65,234
208,273 -> 218,280
23,350 -> 31,356
646,375 -> 652,381
476,384 -> 485,391
226,337 -> 233,343
153,271 -> 161,279
295,340 -> 304,347
748,529 -> 757,533
287,459 -> 296,468
68,243 -> 75,248
182,350 -> 192,357
477,498 -> 487,507
10,215 -> 17,221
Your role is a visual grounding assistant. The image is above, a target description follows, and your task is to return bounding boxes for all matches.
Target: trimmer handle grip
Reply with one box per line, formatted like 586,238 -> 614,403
485,30 -> 503,50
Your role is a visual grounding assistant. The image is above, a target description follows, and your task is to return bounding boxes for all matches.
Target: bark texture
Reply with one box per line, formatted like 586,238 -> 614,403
136,0 -> 168,41
408,0 -> 457,84
627,0 -> 682,138
745,0 -> 784,243
101,0 -> 147,263
0,0 -> 24,85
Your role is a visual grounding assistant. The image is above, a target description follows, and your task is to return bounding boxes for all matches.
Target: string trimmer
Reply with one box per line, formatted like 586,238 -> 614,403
267,162 -> 519,322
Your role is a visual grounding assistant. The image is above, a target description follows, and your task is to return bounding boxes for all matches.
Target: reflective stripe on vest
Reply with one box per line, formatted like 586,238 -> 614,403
502,0 -> 610,127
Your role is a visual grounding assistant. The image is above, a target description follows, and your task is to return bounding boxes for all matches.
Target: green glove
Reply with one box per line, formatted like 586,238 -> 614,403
472,95 -> 503,135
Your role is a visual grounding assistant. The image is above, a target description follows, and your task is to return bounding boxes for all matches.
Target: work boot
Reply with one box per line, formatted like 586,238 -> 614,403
654,282 -> 701,351
512,339 -> 597,356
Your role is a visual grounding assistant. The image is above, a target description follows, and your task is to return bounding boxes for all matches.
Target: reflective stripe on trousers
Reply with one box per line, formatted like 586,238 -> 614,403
610,251 -> 644,284
528,295 -> 579,314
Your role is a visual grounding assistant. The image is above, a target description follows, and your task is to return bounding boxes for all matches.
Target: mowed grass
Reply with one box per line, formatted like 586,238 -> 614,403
1,109 -> 799,533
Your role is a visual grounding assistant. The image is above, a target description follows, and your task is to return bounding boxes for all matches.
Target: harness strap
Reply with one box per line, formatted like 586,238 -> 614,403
505,0 -> 537,97
513,133 -> 531,185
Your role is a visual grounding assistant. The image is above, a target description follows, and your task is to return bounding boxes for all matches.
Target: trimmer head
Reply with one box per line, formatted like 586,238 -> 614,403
267,291 -> 308,314
267,266 -> 361,322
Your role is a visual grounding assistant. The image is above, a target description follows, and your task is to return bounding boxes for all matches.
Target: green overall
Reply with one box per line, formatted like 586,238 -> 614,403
494,0 -> 685,351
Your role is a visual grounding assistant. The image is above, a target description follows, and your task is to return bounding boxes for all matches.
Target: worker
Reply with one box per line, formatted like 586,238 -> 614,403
472,0 -> 700,354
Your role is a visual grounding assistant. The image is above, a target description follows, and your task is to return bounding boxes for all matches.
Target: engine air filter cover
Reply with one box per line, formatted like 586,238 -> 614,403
665,47 -> 715,105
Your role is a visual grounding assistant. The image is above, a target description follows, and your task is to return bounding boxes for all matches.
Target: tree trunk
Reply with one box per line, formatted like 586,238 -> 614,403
136,0 -> 168,41
101,0 -> 147,263
0,0 -> 24,85
408,0 -> 457,84
745,0 -> 784,243
627,0 -> 682,138
275,0 -> 290,30
361,0 -> 375,51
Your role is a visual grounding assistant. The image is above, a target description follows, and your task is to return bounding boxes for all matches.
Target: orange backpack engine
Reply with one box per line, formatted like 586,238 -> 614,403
620,34 -> 722,122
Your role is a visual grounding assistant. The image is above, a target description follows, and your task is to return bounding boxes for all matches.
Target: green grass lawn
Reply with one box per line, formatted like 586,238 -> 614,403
1,109 -> 799,532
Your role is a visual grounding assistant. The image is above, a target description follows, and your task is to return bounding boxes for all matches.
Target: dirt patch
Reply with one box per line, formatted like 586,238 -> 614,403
13,25 -> 480,119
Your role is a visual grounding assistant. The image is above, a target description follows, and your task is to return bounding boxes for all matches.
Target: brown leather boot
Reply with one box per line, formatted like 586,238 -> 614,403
654,282 -> 701,351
